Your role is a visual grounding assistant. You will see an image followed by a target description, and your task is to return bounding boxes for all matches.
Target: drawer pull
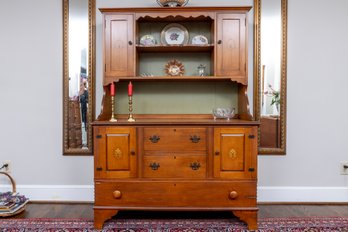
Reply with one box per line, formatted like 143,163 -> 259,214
113,190 -> 122,199
190,135 -> 201,143
229,191 -> 238,200
215,150 -> 220,156
190,162 -> 201,170
149,162 -> 160,170
130,150 -> 136,156
149,135 -> 160,143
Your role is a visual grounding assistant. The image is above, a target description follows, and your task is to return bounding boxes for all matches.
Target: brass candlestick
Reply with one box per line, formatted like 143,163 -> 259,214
127,96 -> 135,122
109,95 -> 117,122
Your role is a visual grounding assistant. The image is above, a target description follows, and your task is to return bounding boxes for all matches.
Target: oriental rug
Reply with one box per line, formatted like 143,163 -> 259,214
0,217 -> 347,232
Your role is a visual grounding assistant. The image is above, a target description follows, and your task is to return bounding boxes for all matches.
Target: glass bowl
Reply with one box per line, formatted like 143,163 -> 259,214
212,108 -> 235,120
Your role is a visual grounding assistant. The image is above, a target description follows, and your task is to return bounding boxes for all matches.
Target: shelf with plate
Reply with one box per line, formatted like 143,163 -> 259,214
136,44 -> 214,53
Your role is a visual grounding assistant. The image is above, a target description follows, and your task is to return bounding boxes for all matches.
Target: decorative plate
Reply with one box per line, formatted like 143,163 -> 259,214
192,35 -> 208,45
161,23 -> 189,45
165,59 -> 185,76
140,35 -> 156,46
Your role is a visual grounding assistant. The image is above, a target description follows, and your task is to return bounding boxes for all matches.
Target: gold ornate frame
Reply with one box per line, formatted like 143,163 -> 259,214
254,0 -> 287,154
63,0 -> 96,155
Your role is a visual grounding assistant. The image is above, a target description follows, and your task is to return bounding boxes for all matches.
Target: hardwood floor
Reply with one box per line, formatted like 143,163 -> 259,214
9,203 -> 348,219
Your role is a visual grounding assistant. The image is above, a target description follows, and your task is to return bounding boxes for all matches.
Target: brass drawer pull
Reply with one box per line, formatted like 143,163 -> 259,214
149,135 -> 160,143
149,162 -> 160,170
190,162 -> 201,170
190,135 -> 201,143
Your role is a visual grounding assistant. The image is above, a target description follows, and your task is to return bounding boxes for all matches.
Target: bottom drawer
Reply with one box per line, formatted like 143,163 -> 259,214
95,180 -> 256,208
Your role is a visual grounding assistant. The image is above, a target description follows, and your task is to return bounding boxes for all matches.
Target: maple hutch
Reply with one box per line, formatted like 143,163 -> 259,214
93,6 -> 258,230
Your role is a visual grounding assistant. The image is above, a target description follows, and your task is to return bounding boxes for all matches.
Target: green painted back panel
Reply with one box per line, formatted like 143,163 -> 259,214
115,81 -> 238,114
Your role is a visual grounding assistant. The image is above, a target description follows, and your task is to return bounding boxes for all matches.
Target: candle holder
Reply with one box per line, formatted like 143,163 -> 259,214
127,96 -> 136,122
109,95 -> 117,122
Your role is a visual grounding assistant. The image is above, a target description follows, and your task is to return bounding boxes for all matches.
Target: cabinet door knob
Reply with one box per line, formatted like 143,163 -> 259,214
217,40 -> 222,44
215,150 -> 220,156
128,41 -> 133,45
130,150 -> 136,156
229,191 -> 238,200
113,190 -> 122,199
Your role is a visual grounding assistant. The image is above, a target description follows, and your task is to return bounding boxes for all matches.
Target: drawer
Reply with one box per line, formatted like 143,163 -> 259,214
94,180 -> 257,208
143,154 -> 206,178
144,128 -> 207,151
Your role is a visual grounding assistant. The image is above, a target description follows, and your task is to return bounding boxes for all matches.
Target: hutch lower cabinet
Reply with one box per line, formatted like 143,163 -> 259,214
93,123 -> 258,230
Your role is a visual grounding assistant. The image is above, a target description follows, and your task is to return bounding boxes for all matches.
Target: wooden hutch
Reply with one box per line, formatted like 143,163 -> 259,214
93,6 -> 258,230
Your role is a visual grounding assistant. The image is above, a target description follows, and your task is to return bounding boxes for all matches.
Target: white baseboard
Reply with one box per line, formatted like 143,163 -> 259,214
0,185 -> 94,202
1,185 -> 347,203
258,186 -> 348,203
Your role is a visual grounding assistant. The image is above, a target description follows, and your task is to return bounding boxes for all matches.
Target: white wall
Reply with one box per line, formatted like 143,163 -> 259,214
0,0 -> 347,202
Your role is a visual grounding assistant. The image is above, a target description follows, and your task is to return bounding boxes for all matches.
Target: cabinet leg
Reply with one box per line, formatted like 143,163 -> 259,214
232,210 -> 258,231
94,209 -> 119,229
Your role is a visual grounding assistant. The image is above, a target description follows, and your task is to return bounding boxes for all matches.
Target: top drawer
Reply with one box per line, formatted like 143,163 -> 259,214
144,128 -> 207,151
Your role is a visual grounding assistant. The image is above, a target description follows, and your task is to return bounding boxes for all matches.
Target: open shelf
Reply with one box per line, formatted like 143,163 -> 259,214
136,44 -> 214,53
113,76 -> 241,82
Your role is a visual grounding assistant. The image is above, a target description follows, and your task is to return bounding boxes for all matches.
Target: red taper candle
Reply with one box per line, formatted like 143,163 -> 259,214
110,82 -> 115,96
128,81 -> 133,96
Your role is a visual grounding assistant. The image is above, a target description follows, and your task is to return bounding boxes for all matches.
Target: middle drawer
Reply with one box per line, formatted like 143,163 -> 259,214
144,128 -> 207,151
143,153 -> 206,178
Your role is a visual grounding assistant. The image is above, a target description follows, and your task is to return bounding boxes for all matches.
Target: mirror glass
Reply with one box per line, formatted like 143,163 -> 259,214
63,0 -> 95,155
254,0 -> 287,154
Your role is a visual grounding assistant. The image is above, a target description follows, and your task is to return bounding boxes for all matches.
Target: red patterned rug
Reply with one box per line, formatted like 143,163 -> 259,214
0,217 -> 347,231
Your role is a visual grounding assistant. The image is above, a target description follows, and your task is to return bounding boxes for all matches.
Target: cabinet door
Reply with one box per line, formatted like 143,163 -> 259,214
216,13 -> 247,82
213,127 -> 257,179
104,14 -> 135,78
94,127 -> 136,178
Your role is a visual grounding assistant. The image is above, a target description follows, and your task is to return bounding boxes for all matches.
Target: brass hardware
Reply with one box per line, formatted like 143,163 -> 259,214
215,150 -> 220,156
96,167 -> 102,171
190,162 -> 201,170
217,40 -> 222,44
109,95 -> 117,122
127,95 -> 136,122
149,135 -> 160,143
128,41 -> 133,45
149,162 -> 160,170
229,149 -> 237,159
229,191 -> 238,200
248,168 -> 255,172
248,134 -> 255,139
113,190 -> 122,199
130,150 -> 136,156
113,148 -> 122,159
96,135 -> 102,139
190,135 -> 201,143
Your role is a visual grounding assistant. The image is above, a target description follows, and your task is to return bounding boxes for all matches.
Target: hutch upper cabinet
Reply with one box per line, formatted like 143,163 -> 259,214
93,6 -> 258,230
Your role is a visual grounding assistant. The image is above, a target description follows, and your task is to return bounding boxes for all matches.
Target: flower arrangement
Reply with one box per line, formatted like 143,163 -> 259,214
264,84 -> 280,107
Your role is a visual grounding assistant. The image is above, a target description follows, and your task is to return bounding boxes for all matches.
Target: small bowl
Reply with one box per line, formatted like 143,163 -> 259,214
212,108 -> 235,120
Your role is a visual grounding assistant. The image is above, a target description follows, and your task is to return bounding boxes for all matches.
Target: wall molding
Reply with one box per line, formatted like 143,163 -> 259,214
1,185 -> 347,203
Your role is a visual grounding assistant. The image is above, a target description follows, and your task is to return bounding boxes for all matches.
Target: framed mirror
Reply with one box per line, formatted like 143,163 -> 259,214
63,0 -> 95,155
254,0 -> 287,154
